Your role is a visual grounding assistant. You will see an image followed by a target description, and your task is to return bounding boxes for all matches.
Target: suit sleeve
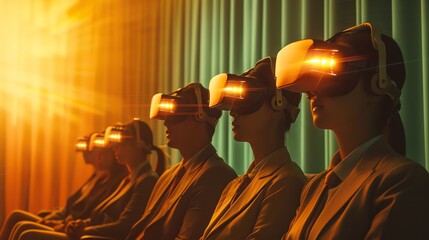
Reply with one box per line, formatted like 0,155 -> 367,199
365,164 -> 429,240
247,175 -> 305,240
175,166 -> 236,240
83,175 -> 158,239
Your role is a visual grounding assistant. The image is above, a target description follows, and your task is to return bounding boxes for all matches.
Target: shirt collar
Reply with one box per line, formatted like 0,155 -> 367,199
330,135 -> 383,181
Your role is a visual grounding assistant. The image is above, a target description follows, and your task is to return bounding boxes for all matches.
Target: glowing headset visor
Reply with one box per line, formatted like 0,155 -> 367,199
105,125 -> 133,146
150,93 -> 180,120
209,73 -> 266,115
276,39 -> 371,97
276,39 -> 335,92
93,133 -> 106,148
75,137 -> 89,152
209,74 -> 249,108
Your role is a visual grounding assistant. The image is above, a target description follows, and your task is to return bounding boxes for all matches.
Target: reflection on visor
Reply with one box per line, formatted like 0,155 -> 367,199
159,98 -> 176,113
108,129 -> 123,143
75,138 -> 89,152
93,134 -> 106,148
305,49 -> 338,75
150,93 -> 179,120
209,73 -> 266,115
223,81 -> 245,99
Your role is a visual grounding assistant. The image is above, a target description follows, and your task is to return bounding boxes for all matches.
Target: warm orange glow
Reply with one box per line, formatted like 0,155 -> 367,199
223,83 -> 245,99
159,100 -> 175,113
109,133 -> 122,142
94,138 -> 105,148
307,58 -> 336,67
76,141 -> 88,151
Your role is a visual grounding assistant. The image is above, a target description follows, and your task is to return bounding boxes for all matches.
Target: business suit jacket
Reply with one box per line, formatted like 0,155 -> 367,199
201,147 -> 306,240
285,138 -> 429,240
127,144 -> 237,240
44,166 -> 127,221
83,161 -> 159,239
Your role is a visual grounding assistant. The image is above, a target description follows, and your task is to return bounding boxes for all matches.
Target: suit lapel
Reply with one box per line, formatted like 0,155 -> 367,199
205,149 -> 288,239
287,172 -> 327,238
142,164 -> 180,218
206,174 -> 273,238
310,139 -> 388,239
203,178 -> 242,236
145,145 -> 216,228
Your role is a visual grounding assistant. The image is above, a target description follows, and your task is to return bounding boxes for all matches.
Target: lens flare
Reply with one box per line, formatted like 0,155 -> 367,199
223,82 -> 245,99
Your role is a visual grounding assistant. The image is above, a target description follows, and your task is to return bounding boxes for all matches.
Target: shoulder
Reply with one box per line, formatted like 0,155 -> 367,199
135,169 -> 159,188
371,151 -> 429,190
201,154 -> 237,178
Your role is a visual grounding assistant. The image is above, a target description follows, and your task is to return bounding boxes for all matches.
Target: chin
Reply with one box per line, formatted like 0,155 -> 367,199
313,118 -> 331,130
166,139 -> 178,149
233,133 -> 245,142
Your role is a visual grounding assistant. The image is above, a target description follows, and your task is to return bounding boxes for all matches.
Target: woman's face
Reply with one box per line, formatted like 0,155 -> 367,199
112,141 -> 138,165
164,116 -> 195,150
92,148 -> 116,170
308,79 -> 372,131
230,100 -> 274,143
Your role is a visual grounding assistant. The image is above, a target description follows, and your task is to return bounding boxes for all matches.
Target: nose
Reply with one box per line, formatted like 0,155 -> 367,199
164,119 -> 170,128
306,92 -> 318,100
229,111 -> 238,118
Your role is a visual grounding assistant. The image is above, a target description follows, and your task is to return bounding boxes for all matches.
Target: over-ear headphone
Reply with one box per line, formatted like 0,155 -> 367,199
344,23 -> 401,105
186,83 -> 219,127
267,56 -> 301,122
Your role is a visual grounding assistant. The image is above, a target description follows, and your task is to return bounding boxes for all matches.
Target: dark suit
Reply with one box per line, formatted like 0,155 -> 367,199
83,161 -> 158,239
44,166 -> 127,221
127,144 -> 237,240
285,138 -> 429,240
201,147 -> 306,240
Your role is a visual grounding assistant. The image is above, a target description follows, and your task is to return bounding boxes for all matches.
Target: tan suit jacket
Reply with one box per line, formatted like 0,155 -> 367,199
127,144 -> 237,240
83,162 -> 158,239
285,138 -> 429,240
201,147 -> 306,240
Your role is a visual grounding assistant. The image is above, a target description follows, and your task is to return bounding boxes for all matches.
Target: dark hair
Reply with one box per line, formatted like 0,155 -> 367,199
177,83 -> 222,136
126,119 -> 166,175
328,25 -> 406,155
245,58 -> 301,131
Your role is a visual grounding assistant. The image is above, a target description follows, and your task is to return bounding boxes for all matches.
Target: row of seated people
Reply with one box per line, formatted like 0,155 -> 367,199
1,22 -> 429,240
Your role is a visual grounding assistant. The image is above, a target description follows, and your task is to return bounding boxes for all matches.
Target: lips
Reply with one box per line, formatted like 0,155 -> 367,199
232,121 -> 239,131
312,102 -> 323,112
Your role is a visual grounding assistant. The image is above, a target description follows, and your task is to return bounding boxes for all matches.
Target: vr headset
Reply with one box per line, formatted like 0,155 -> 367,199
275,23 -> 400,102
150,83 -> 218,126
208,57 -> 300,121
105,118 -> 151,153
75,136 -> 90,152
75,132 -> 105,152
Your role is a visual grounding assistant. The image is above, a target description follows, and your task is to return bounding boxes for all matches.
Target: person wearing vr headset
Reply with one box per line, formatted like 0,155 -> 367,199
276,23 -> 429,239
0,132 -> 127,240
15,119 -> 165,240
200,57 -> 307,240
125,83 -> 237,240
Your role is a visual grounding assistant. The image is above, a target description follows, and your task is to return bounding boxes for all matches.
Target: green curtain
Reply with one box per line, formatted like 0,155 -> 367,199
154,0 -> 428,174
